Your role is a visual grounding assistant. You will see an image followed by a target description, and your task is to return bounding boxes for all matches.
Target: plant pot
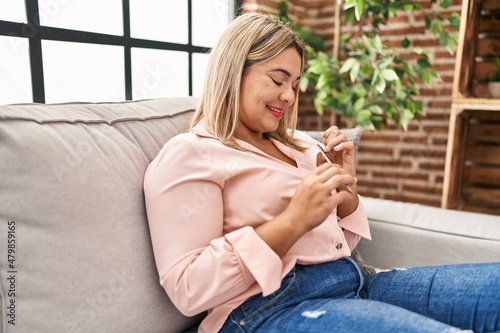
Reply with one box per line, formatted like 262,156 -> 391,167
488,82 -> 500,98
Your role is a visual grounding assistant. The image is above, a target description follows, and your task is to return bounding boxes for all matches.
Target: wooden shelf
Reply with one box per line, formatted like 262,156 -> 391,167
452,98 -> 500,109
443,0 -> 500,215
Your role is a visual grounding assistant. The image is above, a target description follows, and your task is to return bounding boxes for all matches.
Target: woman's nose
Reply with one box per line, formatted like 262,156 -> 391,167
280,85 -> 295,106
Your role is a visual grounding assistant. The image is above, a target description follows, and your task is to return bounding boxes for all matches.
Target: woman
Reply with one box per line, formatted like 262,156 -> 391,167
144,13 -> 500,333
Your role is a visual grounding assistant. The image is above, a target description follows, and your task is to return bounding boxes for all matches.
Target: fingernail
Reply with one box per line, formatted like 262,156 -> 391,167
345,185 -> 353,194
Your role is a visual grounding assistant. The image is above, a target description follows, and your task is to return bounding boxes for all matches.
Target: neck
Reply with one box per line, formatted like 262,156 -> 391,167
234,129 -> 269,147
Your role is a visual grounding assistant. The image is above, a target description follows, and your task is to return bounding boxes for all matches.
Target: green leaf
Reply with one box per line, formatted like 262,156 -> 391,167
339,58 -> 357,74
439,30 -> 449,47
317,88 -> 328,100
379,57 -> 394,69
424,16 -> 432,30
414,101 -> 424,116
357,109 -> 372,121
442,0 -> 451,9
446,36 -> 457,53
299,76 -> 309,92
350,61 -> 361,82
413,63 -> 422,76
371,69 -> 379,86
381,69 -> 399,81
314,98 -> 324,115
400,108 -> 415,131
413,47 -> 424,55
401,37 -> 411,48
427,68 -> 441,80
375,78 -> 386,94
449,12 -> 461,28
316,74 -> 328,89
403,4 -> 414,12
353,97 -> 365,112
279,0 -> 288,14
344,0 -> 357,10
307,59 -> 326,75
373,35 -> 383,51
417,58 -> 431,68
340,34 -> 350,44
395,82 -> 407,99
355,0 -> 365,21
336,91 -> 351,104
345,102 -> 354,118
368,105 -> 384,115
406,101 -> 416,113
431,20 -> 442,35
353,84 -> 368,98
422,70 -> 432,86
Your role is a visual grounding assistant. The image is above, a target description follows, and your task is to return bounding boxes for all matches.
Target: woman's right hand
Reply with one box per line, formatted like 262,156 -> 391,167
284,163 -> 356,233
255,163 -> 356,258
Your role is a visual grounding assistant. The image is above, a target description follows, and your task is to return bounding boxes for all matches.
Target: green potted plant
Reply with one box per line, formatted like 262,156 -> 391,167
278,0 -> 460,131
488,57 -> 500,98
302,35 -> 432,130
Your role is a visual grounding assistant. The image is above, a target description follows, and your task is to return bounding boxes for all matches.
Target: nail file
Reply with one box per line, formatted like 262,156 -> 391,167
316,143 -> 353,194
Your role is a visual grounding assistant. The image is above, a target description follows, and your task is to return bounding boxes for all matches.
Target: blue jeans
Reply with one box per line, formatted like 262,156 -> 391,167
219,258 -> 500,332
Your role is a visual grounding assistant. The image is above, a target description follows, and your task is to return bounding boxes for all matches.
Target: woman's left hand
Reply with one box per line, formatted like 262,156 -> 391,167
318,126 -> 359,217
318,126 -> 357,178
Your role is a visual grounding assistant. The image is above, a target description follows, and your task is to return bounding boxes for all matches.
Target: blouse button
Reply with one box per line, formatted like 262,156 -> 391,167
335,241 -> 343,250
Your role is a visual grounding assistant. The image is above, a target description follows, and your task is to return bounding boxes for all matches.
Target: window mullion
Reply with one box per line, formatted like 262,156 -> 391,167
123,0 -> 132,100
188,0 -> 193,97
25,0 -> 45,103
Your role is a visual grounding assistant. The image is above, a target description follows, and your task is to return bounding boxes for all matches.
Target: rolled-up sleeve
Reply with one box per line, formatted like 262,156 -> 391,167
144,135 -> 282,316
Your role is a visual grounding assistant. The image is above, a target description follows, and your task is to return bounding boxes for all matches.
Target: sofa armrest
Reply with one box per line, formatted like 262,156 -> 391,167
305,129 -> 362,154
358,197 -> 500,269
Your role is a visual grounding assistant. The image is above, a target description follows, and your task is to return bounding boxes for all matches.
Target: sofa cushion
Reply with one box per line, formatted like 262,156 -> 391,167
0,98 -> 203,333
358,197 -> 500,269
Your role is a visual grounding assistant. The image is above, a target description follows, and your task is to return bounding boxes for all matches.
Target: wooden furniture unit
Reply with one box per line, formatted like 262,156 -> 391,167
442,0 -> 500,215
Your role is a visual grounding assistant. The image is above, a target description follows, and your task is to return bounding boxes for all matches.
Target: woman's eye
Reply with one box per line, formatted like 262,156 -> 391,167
271,78 -> 283,87
271,77 -> 298,92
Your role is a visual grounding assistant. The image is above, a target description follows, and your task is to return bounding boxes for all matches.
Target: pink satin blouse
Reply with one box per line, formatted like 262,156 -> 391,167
144,122 -> 371,333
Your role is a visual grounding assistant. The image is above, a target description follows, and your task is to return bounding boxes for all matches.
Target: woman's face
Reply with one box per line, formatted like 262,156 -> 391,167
237,46 -> 302,140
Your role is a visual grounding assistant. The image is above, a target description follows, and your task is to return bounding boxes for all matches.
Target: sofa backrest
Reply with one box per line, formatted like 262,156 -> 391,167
0,98 -> 202,333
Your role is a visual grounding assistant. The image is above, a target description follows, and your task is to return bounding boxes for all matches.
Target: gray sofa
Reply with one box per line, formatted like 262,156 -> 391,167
1,97 -> 499,333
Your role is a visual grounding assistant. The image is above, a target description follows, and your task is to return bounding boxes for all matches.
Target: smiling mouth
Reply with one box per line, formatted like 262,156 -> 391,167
267,105 -> 284,119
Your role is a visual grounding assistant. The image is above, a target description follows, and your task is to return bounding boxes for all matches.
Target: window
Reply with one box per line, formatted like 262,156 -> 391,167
0,0 -> 239,105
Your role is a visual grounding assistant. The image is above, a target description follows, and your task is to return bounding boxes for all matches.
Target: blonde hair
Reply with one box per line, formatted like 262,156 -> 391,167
190,12 -> 305,150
